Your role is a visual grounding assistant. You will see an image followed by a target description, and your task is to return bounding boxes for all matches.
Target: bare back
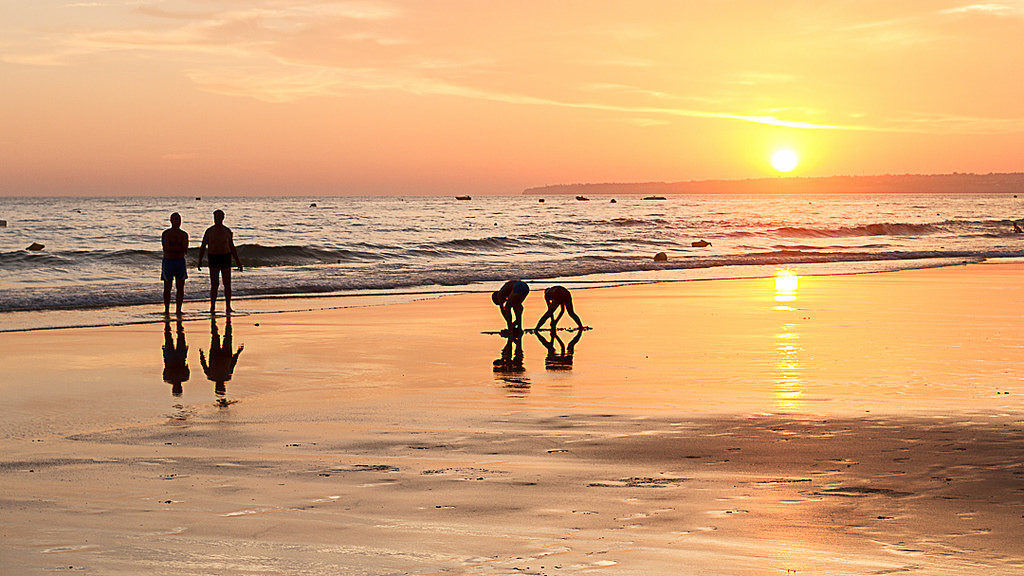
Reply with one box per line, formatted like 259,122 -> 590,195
162,228 -> 188,260
202,224 -> 234,254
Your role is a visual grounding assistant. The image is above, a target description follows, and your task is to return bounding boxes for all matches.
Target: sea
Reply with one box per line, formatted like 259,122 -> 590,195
2,193 -> 1022,331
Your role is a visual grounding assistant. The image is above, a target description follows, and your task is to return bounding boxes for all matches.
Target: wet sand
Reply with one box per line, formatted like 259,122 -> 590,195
2,262 -> 1024,574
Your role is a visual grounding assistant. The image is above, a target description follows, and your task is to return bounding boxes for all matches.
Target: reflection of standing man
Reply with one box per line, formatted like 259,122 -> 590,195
162,318 -> 190,396
161,212 -> 189,315
200,316 -> 243,397
197,210 -> 243,314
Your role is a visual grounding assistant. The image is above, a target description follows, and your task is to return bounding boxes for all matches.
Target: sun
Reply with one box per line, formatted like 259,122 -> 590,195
771,149 -> 799,173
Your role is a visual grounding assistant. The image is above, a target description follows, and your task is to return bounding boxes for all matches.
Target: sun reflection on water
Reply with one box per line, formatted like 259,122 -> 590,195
774,322 -> 804,412
774,269 -> 799,305
772,271 -> 803,412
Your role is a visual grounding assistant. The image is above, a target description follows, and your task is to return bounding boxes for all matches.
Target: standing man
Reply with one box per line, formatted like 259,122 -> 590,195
197,209 -> 243,313
161,212 -> 189,315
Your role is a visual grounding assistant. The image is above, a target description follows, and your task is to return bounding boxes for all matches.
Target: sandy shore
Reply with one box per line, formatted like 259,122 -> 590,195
2,262 -> 1024,575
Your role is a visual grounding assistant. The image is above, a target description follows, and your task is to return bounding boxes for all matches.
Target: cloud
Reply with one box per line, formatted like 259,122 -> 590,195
939,3 -> 1020,16
885,112 -> 1024,134
184,66 -> 354,102
6,1 -> 1020,137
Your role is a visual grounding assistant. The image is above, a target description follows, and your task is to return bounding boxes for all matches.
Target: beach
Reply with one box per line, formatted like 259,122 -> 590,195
2,261 -> 1024,575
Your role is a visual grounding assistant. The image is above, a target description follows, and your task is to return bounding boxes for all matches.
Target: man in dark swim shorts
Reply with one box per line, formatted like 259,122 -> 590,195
198,209 -> 243,314
492,280 -> 529,333
161,212 -> 189,315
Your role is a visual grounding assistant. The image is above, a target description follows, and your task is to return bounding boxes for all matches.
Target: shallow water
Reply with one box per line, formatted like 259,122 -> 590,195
2,193 -> 1022,330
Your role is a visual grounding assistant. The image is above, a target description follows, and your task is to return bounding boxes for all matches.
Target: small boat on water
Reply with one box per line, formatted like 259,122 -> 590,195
455,195 -> 472,200
576,196 -> 590,201
643,196 -> 666,200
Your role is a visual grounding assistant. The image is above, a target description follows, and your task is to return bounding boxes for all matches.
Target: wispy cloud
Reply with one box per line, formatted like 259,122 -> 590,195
940,3 -> 1020,16
886,112 -> 1024,134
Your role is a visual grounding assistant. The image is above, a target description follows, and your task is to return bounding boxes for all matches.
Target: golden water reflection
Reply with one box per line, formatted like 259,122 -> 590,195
774,269 -> 798,304
774,323 -> 804,412
771,270 -> 804,411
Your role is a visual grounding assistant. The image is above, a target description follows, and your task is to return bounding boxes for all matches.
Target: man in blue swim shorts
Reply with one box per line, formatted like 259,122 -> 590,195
161,212 -> 189,315
492,280 -> 529,334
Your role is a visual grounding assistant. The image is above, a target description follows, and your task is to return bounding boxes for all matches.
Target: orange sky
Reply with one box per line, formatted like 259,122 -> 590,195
2,1 -> 1023,195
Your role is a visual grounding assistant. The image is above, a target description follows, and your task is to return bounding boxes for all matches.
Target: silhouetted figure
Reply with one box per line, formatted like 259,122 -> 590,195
200,316 -> 243,397
492,280 -> 529,333
493,330 -> 529,396
161,212 -> 189,315
534,285 -> 584,332
197,209 -> 243,314
493,330 -> 525,374
162,318 -> 190,396
535,328 -> 583,371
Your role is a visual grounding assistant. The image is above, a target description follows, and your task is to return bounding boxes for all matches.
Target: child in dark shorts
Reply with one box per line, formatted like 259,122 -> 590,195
492,280 -> 529,333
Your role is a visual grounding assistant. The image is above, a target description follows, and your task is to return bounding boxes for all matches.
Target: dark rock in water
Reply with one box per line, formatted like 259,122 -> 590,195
195,197 -> 201,200
26,242 -> 44,251
653,252 -> 667,261
538,198 -> 545,202
691,240 -> 712,247
309,202 -> 317,207
0,219 -> 6,227
610,199 -> 617,203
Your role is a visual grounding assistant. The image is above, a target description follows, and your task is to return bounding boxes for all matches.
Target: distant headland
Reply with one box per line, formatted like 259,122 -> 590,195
524,172 -> 1024,195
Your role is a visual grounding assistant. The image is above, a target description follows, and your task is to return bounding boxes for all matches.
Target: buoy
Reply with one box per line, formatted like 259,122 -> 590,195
653,252 -> 667,261
691,240 -> 711,248
26,242 -> 44,251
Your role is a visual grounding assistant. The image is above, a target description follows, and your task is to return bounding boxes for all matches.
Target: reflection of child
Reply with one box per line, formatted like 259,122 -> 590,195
534,286 -> 584,331
536,328 -> 583,371
492,280 -> 529,332
493,331 -> 525,373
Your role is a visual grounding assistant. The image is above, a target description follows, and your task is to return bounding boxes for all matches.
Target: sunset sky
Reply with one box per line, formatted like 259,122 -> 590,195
2,1 -> 1023,195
